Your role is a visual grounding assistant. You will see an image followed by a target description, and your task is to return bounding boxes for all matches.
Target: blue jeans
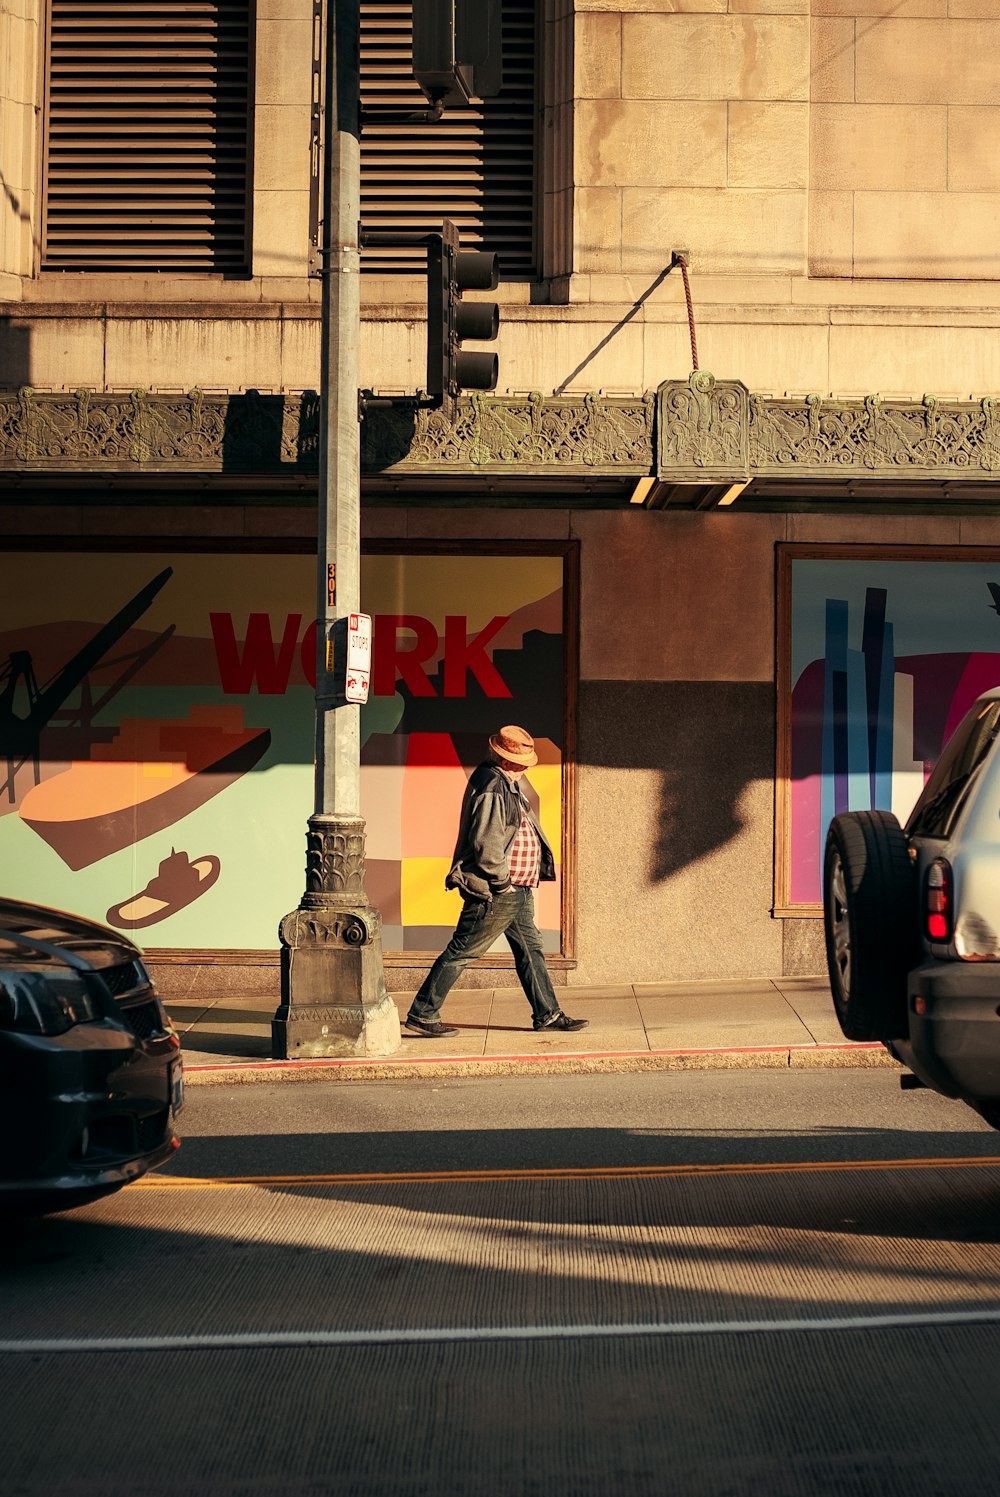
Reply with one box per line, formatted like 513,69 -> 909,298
408,887 -> 561,1028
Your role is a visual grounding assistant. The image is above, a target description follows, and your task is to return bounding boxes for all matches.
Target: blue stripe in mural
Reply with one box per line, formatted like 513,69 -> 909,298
846,648 -> 872,811
832,670 -> 850,816
861,587 -> 887,806
874,620 -> 895,809
822,598 -> 848,840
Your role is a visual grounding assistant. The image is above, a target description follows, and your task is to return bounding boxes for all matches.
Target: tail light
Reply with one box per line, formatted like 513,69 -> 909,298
925,859 -> 953,943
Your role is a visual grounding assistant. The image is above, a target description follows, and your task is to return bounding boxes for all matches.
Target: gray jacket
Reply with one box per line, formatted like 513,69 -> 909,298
445,760 -> 556,902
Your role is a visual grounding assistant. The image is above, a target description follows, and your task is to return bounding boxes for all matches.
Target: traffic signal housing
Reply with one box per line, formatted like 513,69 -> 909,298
427,219 -> 500,409
413,0 -> 503,105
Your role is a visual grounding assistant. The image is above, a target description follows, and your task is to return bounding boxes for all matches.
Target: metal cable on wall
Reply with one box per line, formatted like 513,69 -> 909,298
676,254 -> 699,372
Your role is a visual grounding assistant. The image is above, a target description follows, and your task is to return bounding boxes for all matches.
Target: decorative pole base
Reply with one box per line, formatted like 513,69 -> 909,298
272,815 -> 402,1060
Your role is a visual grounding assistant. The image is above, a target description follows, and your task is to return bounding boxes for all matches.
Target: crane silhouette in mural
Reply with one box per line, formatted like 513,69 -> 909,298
0,567 -> 175,804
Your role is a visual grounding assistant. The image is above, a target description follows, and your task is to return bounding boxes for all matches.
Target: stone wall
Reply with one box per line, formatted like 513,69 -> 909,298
6,299 -> 1000,413
0,0 -> 39,293
2,1 -> 999,403
575,3 -> 810,279
810,1 -> 1000,280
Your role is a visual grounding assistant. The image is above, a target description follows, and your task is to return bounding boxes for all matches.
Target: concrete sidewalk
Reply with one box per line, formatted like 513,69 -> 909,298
165,974 -> 898,1085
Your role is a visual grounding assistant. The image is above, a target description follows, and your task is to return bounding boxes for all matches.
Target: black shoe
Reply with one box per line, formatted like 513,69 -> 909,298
404,1017 -> 459,1038
534,1012 -> 589,1032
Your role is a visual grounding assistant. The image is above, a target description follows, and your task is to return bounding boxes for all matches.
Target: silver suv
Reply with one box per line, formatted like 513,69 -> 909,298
824,688 -> 1000,1128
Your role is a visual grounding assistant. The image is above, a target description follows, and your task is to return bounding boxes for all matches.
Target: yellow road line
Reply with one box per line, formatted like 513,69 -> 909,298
138,1156 -> 1000,1190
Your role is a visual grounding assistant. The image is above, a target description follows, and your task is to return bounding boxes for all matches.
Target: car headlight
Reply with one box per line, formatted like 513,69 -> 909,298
0,971 -> 103,1036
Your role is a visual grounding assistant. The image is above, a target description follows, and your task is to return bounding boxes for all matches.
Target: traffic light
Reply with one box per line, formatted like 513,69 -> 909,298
413,0 -> 503,105
426,218 -> 500,406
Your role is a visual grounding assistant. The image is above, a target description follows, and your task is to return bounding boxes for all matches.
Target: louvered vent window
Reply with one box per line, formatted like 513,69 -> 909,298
42,0 -> 254,273
359,0 -> 537,277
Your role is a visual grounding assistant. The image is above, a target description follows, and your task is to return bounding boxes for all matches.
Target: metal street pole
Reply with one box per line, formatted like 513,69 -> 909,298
272,0 -> 400,1060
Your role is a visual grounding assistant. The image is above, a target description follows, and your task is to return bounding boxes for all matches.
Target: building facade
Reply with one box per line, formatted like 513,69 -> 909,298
2,0 -> 1000,997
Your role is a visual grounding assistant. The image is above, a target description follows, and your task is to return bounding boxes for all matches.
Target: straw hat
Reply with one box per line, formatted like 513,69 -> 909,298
488,724 -> 538,768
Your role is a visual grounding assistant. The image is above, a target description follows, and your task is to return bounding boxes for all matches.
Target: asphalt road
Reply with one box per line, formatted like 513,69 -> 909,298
5,1070 -> 1000,1495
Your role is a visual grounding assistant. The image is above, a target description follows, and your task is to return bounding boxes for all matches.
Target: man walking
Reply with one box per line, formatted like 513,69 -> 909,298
404,725 -> 589,1038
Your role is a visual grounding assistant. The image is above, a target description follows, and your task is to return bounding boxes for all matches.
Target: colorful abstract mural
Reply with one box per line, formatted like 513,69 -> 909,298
0,549 -> 567,952
359,551 -> 565,953
783,549 -> 1000,906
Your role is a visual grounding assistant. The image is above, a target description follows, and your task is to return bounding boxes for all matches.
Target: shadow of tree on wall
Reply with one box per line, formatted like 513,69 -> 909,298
578,680 -> 775,883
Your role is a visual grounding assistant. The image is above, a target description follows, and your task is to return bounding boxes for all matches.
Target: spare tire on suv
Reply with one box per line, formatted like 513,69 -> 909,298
823,810 -> 916,1042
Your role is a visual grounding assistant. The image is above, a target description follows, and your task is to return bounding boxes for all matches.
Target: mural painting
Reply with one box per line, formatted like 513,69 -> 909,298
781,548 -> 1000,907
0,549 -> 567,952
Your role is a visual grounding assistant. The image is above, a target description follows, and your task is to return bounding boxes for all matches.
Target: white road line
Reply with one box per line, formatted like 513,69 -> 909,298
5,1307 -> 1000,1355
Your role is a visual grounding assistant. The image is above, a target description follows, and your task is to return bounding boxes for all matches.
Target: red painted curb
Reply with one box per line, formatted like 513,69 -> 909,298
183,1041 -> 885,1075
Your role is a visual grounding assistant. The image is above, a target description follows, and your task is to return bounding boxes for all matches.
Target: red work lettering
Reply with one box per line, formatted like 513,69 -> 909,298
443,615 -> 512,698
210,612 -> 302,695
373,614 -> 439,697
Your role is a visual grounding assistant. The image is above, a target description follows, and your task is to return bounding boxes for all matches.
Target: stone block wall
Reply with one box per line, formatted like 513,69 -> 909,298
1,1 -> 999,405
0,0 -> 39,292
575,2 -> 811,280
252,0 -> 315,281
573,0 -> 1000,304
810,3 -> 1000,279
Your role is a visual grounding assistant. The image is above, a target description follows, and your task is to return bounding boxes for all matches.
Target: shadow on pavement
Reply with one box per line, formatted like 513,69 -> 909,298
159,1122 -> 1000,1182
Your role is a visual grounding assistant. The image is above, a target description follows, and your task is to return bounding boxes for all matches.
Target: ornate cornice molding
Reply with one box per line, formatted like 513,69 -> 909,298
362,390 -> 655,475
0,386 -> 653,478
0,387 -> 319,471
749,391 -> 1000,478
2,380 -> 1000,491
656,375 -> 1000,483
657,373 -> 750,481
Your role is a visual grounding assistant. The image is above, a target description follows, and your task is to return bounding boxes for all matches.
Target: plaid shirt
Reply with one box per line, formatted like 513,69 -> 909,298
507,801 -> 542,887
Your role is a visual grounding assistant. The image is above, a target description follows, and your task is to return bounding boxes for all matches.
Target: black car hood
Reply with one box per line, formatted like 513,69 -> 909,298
0,896 -> 142,971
